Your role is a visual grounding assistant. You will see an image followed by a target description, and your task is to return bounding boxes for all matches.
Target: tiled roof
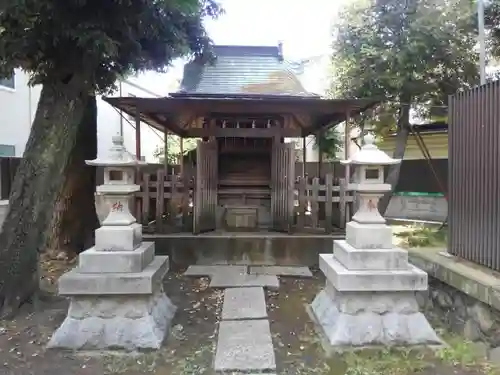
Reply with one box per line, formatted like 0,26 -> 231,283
179,45 -> 315,96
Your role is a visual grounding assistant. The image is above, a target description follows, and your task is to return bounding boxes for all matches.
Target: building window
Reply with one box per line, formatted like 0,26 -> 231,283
0,145 -> 15,157
0,71 -> 15,89
0,157 -> 20,200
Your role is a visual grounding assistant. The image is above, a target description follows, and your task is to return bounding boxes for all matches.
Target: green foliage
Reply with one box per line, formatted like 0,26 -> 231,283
485,0 -> 500,63
0,0 -> 222,92
314,127 -> 343,160
393,224 -> 447,248
153,135 -> 198,164
330,0 -> 479,136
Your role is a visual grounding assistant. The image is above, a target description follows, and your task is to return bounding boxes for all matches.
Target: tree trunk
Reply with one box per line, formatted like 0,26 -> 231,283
0,77 -> 91,318
46,95 -> 99,258
378,101 -> 411,216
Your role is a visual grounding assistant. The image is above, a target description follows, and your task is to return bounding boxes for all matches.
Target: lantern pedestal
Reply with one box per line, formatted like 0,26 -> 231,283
310,134 -> 440,347
48,136 -> 176,351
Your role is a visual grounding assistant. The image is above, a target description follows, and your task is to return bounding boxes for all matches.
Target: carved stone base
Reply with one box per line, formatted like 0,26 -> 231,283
310,288 -> 441,347
47,288 -> 176,351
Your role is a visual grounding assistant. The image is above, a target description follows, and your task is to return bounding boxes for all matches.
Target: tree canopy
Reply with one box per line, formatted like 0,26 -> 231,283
329,0 -> 479,213
0,0 -> 221,90
330,0 -> 478,135
485,0 -> 500,62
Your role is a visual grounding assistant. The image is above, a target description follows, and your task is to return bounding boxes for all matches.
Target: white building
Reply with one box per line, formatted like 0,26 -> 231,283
0,70 -> 41,158
0,67 -> 183,204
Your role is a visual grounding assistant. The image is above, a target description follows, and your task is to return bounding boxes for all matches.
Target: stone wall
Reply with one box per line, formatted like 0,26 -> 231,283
417,278 -> 500,346
409,247 -> 500,359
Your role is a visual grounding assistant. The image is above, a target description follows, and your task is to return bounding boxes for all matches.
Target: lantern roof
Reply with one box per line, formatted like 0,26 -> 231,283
341,134 -> 401,166
86,135 -> 146,167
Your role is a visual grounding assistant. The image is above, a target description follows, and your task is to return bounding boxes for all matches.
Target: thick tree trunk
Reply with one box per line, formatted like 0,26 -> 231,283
378,102 -> 411,216
0,78 -> 90,318
46,95 -> 99,258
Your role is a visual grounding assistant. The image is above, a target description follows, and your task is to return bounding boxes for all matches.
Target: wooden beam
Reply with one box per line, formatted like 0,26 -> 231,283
291,113 -> 311,130
148,113 -> 186,136
185,127 -> 302,138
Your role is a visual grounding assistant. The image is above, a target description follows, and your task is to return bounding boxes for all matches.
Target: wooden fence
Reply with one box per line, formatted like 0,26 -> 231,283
135,169 -> 355,234
135,170 -> 194,233
294,175 -> 354,233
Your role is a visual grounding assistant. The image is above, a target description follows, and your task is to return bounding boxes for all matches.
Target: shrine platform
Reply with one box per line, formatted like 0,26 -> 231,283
144,230 -> 344,269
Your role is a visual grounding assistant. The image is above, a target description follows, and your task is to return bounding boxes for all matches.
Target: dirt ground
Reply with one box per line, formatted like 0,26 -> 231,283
0,262 -> 497,375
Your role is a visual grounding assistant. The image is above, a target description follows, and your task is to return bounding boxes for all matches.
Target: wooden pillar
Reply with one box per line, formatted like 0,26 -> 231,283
135,110 -> 141,160
209,118 -> 216,142
344,110 -> 351,224
302,136 -> 306,178
180,136 -> 189,230
344,111 -> 351,180
180,137 -> 184,176
163,131 -> 169,174
316,130 -> 323,178
134,108 -> 142,223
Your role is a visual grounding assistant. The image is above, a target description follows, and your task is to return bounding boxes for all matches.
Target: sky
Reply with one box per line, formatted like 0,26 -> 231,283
204,0 -> 342,60
135,0 -> 344,96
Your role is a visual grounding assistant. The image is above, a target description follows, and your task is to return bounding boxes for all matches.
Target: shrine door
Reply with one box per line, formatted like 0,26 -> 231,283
193,139 -> 218,234
271,141 -> 295,232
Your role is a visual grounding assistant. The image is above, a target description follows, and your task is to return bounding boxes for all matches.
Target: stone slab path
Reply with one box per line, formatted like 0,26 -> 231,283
214,319 -> 276,372
249,265 -> 313,277
183,265 -> 313,373
210,272 -> 279,289
183,265 -> 247,277
215,286 -> 276,373
221,287 -> 268,320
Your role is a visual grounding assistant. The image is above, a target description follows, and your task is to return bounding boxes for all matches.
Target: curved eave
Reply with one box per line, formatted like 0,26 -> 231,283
102,94 -> 381,137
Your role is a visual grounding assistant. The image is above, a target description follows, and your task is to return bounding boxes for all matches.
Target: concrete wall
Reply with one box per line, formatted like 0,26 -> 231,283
378,132 -> 448,161
386,195 -> 447,222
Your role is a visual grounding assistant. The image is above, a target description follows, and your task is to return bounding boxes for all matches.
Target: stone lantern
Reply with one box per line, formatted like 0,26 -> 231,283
91,135 -> 144,251
310,134 -> 440,347
48,135 -> 176,351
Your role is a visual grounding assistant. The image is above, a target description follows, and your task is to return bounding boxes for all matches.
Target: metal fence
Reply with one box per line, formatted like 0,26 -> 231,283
448,81 -> 500,271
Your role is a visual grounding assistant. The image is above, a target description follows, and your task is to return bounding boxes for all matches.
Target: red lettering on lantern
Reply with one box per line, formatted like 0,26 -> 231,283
112,201 -> 123,212
367,199 -> 376,211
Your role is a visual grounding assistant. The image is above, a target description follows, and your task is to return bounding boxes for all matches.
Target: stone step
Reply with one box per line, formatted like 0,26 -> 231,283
222,287 -> 267,320
334,240 -> 409,271
210,273 -> 279,289
183,265 -> 247,277
249,265 -> 313,277
214,320 -> 276,372
320,253 -> 427,292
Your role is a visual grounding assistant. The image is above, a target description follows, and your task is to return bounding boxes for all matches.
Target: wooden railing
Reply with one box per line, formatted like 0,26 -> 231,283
293,175 -> 355,233
136,169 -> 194,232
135,169 -> 355,234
